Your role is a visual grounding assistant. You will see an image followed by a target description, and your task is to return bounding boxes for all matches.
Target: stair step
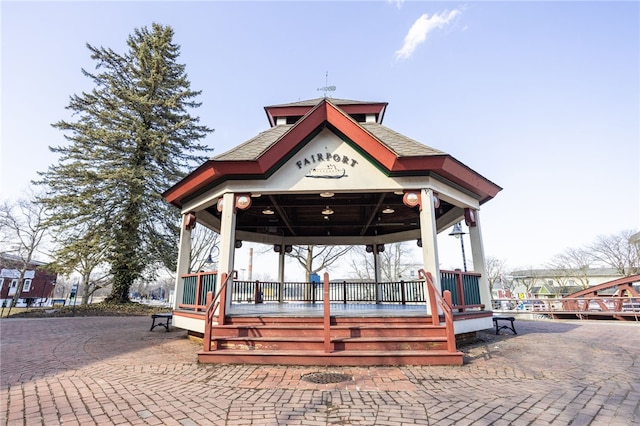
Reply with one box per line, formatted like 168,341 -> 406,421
219,336 -> 447,342
225,316 -> 437,325
212,324 -> 447,338
216,323 -> 445,328
217,335 -> 448,351
197,349 -> 463,366
203,315 -> 458,365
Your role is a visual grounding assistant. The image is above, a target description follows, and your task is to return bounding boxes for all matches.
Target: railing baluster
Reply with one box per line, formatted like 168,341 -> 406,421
455,269 -> 465,312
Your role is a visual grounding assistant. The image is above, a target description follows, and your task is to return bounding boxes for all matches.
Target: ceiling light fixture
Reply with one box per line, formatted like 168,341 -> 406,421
321,206 -> 334,215
320,192 -> 334,198
262,207 -> 275,215
382,206 -> 395,214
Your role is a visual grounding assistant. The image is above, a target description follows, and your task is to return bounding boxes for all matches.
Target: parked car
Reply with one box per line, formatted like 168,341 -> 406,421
622,300 -> 640,312
492,300 -> 515,310
587,299 -> 615,311
519,300 -> 546,311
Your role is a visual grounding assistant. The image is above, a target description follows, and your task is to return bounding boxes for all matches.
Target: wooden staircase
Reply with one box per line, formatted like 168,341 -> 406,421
197,315 -> 463,366
197,270 -> 463,366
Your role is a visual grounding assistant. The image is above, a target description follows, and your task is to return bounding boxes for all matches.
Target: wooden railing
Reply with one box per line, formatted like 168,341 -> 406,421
440,269 -> 484,312
203,271 -> 236,352
178,271 -> 218,312
419,269 -> 457,353
178,270 -> 484,314
491,296 -> 640,315
230,280 -> 427,304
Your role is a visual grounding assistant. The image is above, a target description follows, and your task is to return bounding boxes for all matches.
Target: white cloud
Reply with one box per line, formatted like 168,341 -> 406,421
395,9 -> 462,60
387,0 -> 404,9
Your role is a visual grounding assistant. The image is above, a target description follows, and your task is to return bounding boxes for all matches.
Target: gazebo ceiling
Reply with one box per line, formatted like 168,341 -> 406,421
206,191 -> 456,238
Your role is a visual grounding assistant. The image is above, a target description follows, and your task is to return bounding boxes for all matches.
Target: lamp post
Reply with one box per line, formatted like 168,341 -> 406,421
448,222 -> 467,272
205,246 -> 220,271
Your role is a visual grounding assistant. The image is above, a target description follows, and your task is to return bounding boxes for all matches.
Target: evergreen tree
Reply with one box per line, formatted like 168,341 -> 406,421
37,23 -> 213,303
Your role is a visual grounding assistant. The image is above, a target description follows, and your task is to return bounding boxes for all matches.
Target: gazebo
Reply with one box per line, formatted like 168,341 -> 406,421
163,97 -> 502,365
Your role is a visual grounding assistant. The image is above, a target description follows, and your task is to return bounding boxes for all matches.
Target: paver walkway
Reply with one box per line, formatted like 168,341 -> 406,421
1,316 -> 638,425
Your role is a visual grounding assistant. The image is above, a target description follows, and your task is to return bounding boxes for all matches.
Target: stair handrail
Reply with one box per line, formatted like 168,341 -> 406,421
418,269 -> 457,353
203,270 -> 236,352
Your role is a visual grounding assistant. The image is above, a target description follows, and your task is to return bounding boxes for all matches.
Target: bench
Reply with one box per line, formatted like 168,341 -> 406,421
150,313 -> 173,332
492,316 -> 517,335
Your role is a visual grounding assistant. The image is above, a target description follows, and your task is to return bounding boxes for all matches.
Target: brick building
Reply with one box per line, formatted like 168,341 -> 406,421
0,254 -> 57,307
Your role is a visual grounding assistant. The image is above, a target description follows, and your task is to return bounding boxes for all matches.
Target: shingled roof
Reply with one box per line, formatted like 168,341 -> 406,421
213,125 -> 294,162
360,123 -> 446,157
214,98 -> 445,162
265,97 -> 386,108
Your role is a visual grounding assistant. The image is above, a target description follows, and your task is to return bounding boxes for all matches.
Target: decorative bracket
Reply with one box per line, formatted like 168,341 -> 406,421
184,212 -> 197,230
464,208 -> 477,227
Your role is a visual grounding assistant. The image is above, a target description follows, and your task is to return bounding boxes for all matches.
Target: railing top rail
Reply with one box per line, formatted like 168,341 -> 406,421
181,271 -> 218,278
492,294 -> 638,302
439,269 -> 482,277
231,279 -> 436,285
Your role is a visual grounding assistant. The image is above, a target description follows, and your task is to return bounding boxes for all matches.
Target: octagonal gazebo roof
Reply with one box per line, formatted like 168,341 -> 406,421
163,98 -> 501,244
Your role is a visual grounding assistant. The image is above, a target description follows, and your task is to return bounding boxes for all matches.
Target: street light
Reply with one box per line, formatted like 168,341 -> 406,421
448,222 -> 467,272
205,246 -> 220,270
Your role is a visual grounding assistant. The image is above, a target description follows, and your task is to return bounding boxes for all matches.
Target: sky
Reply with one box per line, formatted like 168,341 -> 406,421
1,1 -> 639,279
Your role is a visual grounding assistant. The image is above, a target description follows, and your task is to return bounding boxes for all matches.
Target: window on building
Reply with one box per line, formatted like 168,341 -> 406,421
23,279 -> 32,292
8,279 -> 18,296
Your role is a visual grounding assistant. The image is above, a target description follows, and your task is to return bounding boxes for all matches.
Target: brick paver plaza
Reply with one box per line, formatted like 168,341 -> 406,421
1,316 -> 638,425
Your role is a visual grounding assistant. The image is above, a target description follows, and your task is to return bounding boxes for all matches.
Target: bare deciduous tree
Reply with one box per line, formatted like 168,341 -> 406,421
511,267 -> 544,297
0,194 -> 50,315
47,228 -> 111,305
348,246 -> 375,280
189,226 -> 220,273
485,256 -> 507,296
348,242 -> 419,282
589,230 -> 640,276
546,247 -> 592,289
289,245 -> 352,281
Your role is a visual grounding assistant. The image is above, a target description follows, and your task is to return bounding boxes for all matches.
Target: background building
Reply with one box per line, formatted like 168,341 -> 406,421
0,254 -> 57,307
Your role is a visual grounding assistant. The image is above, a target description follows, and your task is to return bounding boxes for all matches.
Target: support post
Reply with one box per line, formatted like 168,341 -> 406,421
468,211 -> 492,311
218,193 -> 237,316
278,248 -> 285,303
173,214 -> 193,310
418,189 -> 441,315
374,251 -> 381,304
